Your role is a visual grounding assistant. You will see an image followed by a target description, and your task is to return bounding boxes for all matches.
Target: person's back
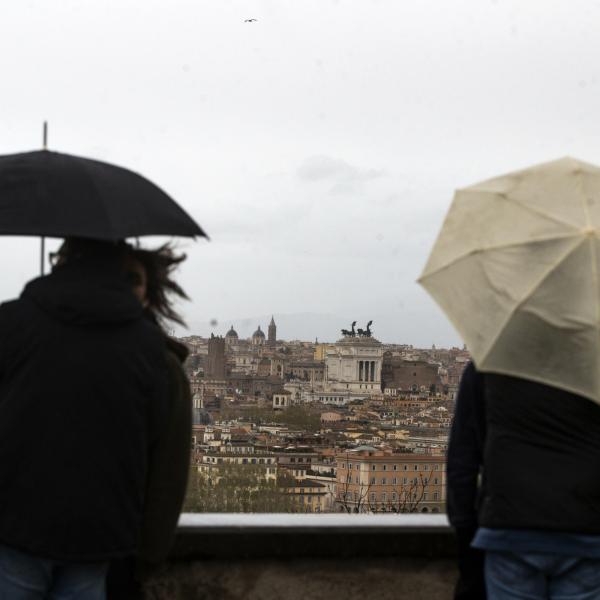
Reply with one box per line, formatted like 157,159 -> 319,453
0,241 -> 169,596
480,374 -> 600,534
474,373 -> 600,598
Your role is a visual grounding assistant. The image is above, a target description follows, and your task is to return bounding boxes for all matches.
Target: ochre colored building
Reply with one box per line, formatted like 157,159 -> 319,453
335,447 -> 446,514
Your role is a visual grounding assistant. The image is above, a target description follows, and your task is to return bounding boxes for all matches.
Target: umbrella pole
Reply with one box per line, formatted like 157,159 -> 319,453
40,121 -> 48,276
40,237 -> 45,276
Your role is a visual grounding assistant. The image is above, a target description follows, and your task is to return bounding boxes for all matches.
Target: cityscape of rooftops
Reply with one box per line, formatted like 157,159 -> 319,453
179,318 -> 465,513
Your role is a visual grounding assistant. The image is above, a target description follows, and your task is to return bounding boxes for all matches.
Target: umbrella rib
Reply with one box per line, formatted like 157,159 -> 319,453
463,187 -> 582,231
575,166 -> 593,229
419,233 -> 581,280
589,235 -> 600,399
571,168 -> 600,398
478,236 -> 585,365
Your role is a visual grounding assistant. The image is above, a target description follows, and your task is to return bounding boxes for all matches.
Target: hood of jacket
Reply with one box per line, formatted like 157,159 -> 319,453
22,260 -> 143,326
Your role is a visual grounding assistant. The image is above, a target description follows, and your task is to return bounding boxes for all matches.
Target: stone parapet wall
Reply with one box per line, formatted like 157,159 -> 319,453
145,557 -> 457,600
144,514 -> 458,600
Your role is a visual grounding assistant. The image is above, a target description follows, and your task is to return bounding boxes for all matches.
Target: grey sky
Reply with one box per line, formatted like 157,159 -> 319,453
0,0 -> 598,346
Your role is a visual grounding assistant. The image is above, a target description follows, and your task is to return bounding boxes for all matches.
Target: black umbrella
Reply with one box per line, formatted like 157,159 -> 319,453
0,150 -> 207,241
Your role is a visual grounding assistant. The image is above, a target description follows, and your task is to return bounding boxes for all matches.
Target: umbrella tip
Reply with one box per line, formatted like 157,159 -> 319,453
42,121 -> 48,150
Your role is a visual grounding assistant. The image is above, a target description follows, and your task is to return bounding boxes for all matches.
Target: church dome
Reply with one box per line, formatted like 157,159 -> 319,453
225,325 -> 238,339
252,325 -> 265,338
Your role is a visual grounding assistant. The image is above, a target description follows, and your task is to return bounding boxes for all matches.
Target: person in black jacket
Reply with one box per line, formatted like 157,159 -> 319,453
472,373 -> 600,599
106,244 -> 193,600
447,362 -> 487,599
0,238 -> 169,599
451,362 -> 600,598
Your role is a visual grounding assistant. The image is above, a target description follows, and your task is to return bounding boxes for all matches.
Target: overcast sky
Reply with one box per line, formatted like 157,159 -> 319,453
1,0 -> 599,346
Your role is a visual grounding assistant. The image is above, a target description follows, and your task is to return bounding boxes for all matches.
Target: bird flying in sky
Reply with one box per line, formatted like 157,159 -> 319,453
244,18 -> 257,22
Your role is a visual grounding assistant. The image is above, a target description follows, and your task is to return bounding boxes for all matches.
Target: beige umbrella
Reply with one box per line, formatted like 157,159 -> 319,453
418,157 -> 600,404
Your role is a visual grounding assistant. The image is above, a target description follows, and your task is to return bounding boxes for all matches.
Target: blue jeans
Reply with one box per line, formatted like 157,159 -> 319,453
0,543 -> 108,600
486,551 -> 600,599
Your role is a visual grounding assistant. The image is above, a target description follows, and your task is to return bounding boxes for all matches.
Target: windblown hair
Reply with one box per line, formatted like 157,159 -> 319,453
57,237 -> 189,327
130,244 -> 189,327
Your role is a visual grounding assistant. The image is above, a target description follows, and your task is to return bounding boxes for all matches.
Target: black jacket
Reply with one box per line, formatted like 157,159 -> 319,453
480,372 -> 600,534
0,260 -> 169,561
447,362 -> 486,529
137,336 -> 191,565
447,362 -> 487,600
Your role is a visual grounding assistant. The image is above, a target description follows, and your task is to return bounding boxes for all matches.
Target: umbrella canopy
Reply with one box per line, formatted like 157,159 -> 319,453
419,157 -> 600,404
0,150 -> 207,240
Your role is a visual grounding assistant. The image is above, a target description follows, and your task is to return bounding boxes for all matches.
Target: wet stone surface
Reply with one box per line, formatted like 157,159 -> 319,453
144,557 -> 457,600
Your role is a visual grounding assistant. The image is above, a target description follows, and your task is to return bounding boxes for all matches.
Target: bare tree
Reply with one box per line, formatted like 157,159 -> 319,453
381,471 -> 431,513
336,452 -> 372,513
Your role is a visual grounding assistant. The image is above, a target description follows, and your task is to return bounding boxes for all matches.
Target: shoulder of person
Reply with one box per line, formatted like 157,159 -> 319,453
165,337 -> 189,364
0,298 -> 31,329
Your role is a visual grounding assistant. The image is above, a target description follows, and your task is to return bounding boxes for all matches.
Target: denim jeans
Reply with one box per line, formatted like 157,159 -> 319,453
486,551 -> 600,599
0,543 -> 108,600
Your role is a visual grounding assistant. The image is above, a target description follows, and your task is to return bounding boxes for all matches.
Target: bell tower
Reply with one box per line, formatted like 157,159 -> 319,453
268,316 -> 276,347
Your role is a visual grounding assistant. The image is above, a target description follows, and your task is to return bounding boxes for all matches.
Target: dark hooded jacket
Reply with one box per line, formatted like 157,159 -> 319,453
450,364 -> 600,533
0,259 -> 169,561
137,335 -> 191,565
480,372 -> 600,534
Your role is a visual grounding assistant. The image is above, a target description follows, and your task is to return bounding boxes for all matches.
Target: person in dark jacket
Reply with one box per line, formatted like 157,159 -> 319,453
472,372 -> 600,598
106,244 -> 192,600
447,362 -> 487,600
0,238 -> 170,599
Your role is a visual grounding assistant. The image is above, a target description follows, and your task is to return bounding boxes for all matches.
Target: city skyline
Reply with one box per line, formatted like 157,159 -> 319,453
180,313 -> 466,348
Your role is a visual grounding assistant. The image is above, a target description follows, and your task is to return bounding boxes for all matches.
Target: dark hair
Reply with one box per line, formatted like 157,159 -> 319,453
56,237 -> 189,327
54,237 -> 132,264
129,244 -> 188,327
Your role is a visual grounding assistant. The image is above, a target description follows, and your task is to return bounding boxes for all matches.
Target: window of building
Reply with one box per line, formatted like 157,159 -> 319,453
433,492 -> 439,501
370,477 -> 376,485
381,478 -> 386,485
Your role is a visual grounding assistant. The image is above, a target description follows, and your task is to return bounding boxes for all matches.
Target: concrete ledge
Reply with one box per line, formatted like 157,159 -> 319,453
144,514 -> 459,599
173,513 -> 457,560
